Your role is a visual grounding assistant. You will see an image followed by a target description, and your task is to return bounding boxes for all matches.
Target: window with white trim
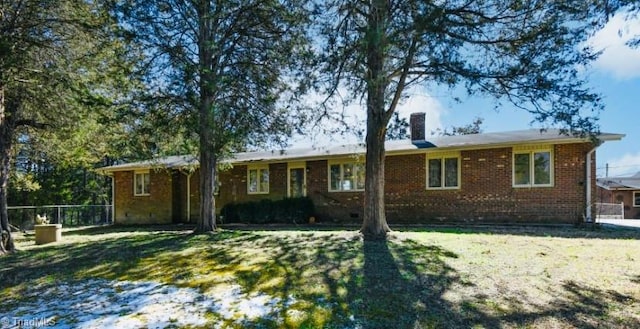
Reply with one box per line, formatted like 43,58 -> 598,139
426,152 -> 460,189
248,166 -> 269,194
513,147 -> 553,187
134,171 -> 150,196
634,191 -> 640,207
329,161 -> 365,192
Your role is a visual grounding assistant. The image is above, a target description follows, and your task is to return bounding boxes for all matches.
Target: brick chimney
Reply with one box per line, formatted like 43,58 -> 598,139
410,112 -> 426,142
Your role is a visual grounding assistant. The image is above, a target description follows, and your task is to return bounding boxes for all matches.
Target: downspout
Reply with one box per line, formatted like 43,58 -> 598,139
186,173 -> 192,222
585,146 -> 598,223
108,174 -> 115,224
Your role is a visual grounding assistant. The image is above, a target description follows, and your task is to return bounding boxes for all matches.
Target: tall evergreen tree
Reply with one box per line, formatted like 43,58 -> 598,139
385,112 -> 409,140
318,0 -> 628,239
0,0 -> 132,253
112,0 -> 312,232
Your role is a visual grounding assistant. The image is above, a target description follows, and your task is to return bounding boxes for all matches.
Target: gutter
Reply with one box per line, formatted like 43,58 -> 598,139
96,133 -> 625,173
112,176 -> 115,224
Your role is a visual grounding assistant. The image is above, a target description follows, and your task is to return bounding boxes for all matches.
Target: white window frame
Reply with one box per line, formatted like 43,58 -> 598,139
134,171 -> 150,196
634,191 -> 640,207
247,165 -> 269,194
426,151 -> 461,190
328,160 -> 365,192
512,146 -> 554,188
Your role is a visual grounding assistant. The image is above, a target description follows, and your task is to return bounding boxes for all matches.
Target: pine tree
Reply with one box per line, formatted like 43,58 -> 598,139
0,0 -> 132,253
317,0 -> 627,239
112,0 -> 313,232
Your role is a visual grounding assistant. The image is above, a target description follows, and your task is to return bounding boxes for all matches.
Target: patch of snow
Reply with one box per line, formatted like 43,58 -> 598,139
210,285 -> 281,320
2,279 -> 298,328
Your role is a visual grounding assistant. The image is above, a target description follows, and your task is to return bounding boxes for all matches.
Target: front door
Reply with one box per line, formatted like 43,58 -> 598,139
171,171 -> 187,223
288,163 -> 306,197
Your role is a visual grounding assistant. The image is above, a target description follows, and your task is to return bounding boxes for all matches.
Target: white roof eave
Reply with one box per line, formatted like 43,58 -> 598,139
96,130 -> 625,173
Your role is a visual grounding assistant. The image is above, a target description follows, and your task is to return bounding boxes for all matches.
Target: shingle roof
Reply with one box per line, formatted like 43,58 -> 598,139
597,172 -> 640,190
97,128 -> 624,173
101,155 -> 198,172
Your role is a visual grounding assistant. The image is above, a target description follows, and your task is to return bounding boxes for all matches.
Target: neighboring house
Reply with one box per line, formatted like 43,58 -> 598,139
597,172 -> 640,219
97,113 -> 624,225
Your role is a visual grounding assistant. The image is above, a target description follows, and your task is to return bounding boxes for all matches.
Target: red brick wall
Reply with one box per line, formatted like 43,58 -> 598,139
189,163 -> 286,222
597,187 -> 640,219
303,142 -> 594,224
306,160 -> 365,222
380,143 -> 593,224
113,170 -> 173,224
113,142 -> 597,225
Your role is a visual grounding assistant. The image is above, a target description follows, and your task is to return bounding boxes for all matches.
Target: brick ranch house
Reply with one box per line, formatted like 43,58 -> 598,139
97,114 -> 623,225
597,172 -> 640,219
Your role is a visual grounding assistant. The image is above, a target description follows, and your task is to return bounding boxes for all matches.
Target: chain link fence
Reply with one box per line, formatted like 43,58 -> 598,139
8,205 -> 113,230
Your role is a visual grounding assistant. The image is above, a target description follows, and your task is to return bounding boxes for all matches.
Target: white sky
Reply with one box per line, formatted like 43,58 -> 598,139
590,13 -> 640,80
588,11 -> 640,177
289,87 -> 446,148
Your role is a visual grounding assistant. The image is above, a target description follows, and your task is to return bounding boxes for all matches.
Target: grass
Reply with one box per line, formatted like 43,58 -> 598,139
1,224 -> 640,328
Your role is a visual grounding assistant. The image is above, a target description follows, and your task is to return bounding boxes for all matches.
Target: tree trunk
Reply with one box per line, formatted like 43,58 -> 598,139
197,147 -> 217,232
0,84 -> 16,253
361,120 -> 390,239
195,0 -> 217,233
360,0 -> 391,240
196,83 -> 218,232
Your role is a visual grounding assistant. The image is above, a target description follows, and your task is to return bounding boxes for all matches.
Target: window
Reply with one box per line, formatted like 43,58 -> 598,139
513,147 -> 553,187
134,171 -> 150,196
329,161 -> 365,191
427,153 -> 460,189
634,191 -> 640,207
248,166 -> 269,194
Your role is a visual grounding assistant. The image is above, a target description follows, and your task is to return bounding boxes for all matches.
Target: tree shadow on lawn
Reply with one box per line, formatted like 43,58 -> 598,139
497,280 -> 640,328
221,221 -> 640,240
217,233 -> 491,327
61,222 -> 640,240
355,238 -> 640,328
0,230 -> 249,295
2,229 -> 639,328
232,233 -> 640,328
394,224 -> 640,240
355,238 -> 468,328
62,224 -> 197,236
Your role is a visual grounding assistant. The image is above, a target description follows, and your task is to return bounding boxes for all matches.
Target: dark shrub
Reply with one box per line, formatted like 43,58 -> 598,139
235,201 -> 256,223
253,199 -> 274,224
220,202 -> 238,223
219,197 -> 315,224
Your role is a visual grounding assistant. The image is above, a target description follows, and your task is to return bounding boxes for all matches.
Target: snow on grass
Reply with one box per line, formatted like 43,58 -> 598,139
209,284 -> 285,320
2,279 -> 293,328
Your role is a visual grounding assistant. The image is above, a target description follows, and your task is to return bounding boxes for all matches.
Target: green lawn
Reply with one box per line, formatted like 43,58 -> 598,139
1,225 -> 640,328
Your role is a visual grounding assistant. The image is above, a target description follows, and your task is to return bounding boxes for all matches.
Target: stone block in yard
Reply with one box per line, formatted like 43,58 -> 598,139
34,224 -> 62,245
